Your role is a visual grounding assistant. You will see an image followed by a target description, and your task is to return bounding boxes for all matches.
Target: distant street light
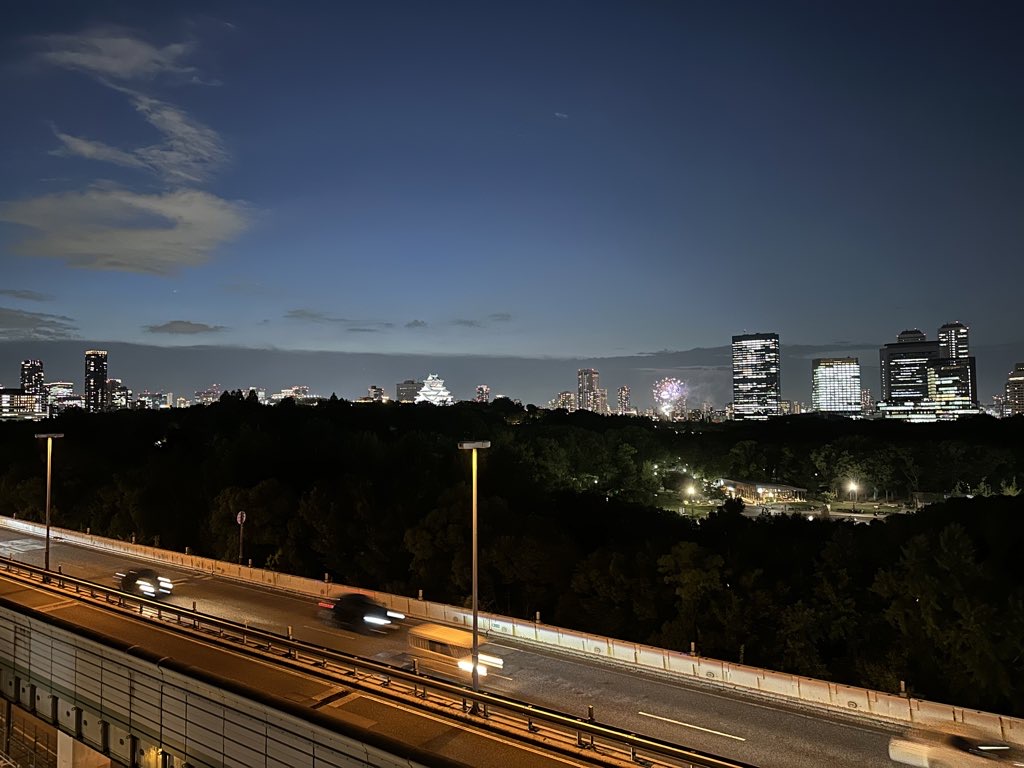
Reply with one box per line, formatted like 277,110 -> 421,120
236,510 -> 247,564
458,439 -> 490,707
34,433 -> 64,573
848,481 -> 858,512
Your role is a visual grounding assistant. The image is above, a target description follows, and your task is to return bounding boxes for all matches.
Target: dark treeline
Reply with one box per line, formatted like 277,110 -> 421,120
1,395 -> 1022,715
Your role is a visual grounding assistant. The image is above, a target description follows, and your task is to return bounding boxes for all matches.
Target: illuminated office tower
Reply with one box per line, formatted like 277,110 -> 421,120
617,385 -> 631,415
938,321 -> 970,359
811,358 -> 861,415
731,333 -> 781,420
474,385 -> 491,403
553,391 -> 576,411
415,374 -> 453,405
593,389 -> 609,415
1005,363 -> 1024,417
396,379 -> 422,403
936,321 -> 976,403
84,349 -> 108,413
368,385 -> 387,402
577,368 -> 600,412
879,330 -> 939,405
106,378 -> 131,410
20,359 -> 46,415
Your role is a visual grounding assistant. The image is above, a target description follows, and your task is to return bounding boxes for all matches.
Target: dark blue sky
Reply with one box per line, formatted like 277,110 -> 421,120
2,2 -> 1022,404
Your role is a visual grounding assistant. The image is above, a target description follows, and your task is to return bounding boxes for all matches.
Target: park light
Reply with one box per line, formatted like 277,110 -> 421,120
458,440 -> 490,707
848,481 -> 859,511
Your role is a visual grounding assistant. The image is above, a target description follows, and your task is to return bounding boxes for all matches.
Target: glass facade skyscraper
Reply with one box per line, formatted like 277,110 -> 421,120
84,349 -> 108,413
577,368 -> 600,412
731,333 -> 781,420
20,359 -> 46,415
811,358 -> 861,414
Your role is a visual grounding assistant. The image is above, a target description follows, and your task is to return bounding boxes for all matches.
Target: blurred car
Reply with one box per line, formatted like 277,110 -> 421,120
116,568 -> 174,599
889,726 -> 1024,766
317,593 -> 405,631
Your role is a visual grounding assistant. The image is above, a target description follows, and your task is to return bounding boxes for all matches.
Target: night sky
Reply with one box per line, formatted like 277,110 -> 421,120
2,2 -> 1023,406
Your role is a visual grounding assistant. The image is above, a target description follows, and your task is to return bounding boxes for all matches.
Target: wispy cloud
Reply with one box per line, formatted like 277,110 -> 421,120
489,312 -> 512,323
286,309 -> 350,324
554,112 -> 569,119
0,185 -> 248,275
348,327 -> 379,333
0,306 -> 78,341
0,289 -> 53,302
37,28 -> 197,81
50,128 -> 148,169
451,318 -> 482,328
51,89 -> 227,184
144,320 -> 226,334
405,319 -> 428,328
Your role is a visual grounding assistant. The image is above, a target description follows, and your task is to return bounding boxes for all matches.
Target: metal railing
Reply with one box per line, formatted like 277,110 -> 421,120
0,557 -> 757,768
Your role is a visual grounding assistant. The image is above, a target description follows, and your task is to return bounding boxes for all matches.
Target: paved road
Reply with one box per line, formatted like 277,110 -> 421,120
0,530 -> 897,768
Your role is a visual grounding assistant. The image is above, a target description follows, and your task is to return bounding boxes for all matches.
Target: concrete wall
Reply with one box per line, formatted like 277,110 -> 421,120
4,517 -> 1022,744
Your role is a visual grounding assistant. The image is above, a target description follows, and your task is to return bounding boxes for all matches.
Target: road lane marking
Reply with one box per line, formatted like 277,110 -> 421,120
638,711 -> 747,741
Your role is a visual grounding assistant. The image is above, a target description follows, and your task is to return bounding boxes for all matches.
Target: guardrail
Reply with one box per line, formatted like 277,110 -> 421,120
2,516 -> 1021,744
0,557 -> 754,768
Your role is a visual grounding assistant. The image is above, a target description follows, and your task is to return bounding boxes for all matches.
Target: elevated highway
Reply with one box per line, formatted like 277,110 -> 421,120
0,524 -> 904,768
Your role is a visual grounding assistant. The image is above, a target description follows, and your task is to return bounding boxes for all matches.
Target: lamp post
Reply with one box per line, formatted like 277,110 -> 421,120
849,481 -> 858,512
34,433 -> 64,573
458,439 -> 490,705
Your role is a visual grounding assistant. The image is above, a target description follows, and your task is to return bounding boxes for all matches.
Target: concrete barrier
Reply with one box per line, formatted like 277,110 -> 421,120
4,515 -> 1021,742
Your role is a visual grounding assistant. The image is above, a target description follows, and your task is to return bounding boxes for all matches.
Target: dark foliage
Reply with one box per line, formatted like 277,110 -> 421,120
2,403 -> 1022,714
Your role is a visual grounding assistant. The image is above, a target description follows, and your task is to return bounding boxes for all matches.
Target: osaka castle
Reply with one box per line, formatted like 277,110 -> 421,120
415,374 -> 454,405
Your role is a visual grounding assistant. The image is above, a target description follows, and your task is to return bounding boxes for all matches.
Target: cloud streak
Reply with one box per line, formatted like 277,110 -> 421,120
0,185 -> 248,275
0,306 -> 78,341
286,309 -> 350,324
0,289 -> 53,302
37,29 -> 197,81
145,320 -> 226,335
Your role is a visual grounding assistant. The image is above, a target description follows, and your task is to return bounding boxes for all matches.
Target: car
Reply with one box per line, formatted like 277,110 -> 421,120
317,593 -> 405,632
889,726 -> 1024,766
116,568 -> 174,599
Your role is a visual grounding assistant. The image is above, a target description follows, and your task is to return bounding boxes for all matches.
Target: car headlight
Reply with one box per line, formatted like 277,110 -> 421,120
386,610 -> 405,620
363,615 -> 391,626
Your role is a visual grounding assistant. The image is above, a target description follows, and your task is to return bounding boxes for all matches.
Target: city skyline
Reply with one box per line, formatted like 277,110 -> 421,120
3,2 -> 1024,375
3,321 -> 1022,413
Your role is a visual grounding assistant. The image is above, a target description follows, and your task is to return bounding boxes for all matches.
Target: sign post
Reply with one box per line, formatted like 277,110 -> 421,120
236,510 -> 247,564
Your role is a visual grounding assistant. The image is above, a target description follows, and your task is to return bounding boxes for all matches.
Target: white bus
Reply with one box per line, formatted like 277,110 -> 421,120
407,623 -> 504,677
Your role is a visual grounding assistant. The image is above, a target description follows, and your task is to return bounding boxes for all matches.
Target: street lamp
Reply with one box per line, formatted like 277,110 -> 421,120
458,439 -> 490,705
848,481 -> 858,512
34,433 -> 64,573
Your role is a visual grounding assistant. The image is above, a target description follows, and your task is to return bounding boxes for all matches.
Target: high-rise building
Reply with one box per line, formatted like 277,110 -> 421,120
396,379 -> 422,403
811,358 -> 861,415
938,321 -> 970,360
593,389 -> 609,415
1006,363 -> 1024,417
106,378 -> 131,410
474,385 -> 491,403
616,385 -> 631,415
552,391 -> 576,411
879,325 -> 981,420
20,359 -> 46,415
879,330 -> 940,405
731,333 -> 781,420
84,350 -> 108,413
367,385 -> 387,402
577,368 -> 600,412
860,388 -> 875,414
415,374 -> 453,405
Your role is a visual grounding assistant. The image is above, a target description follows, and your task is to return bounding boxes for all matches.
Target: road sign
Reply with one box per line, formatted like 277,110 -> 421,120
236,510 -> 247,525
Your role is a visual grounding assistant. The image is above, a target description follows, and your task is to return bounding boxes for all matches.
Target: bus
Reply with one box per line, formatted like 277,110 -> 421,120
407,623 -> 504,677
